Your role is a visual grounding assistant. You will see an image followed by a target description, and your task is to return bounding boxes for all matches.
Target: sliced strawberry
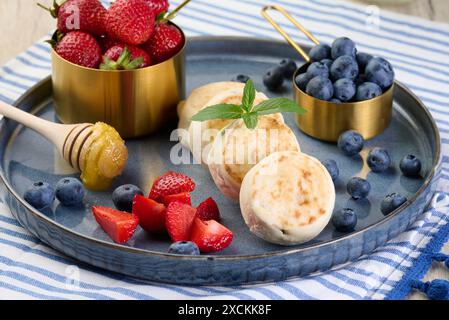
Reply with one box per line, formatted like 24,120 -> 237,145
190,218 -> 233,253
92,206 -> 139,244
196,197 -> 220,221
166,202 -> 197,242
132,194 -> 166,234
149,171 -> 195,202
162,192 -> 191,207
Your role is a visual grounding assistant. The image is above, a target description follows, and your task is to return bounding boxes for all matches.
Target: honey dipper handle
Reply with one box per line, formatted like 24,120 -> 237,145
0,100 -> 74,151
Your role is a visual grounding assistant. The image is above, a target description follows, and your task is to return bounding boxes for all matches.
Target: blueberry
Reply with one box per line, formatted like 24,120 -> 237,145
332,208 -> 357,232
321,59 -> 333,70
279,59 -> 298,78
330,98 -> 342,103
381,193 -> 407,215
233,74 -> 250,83
400,155 -> 422,177
333,78 -> 356,102
112,184 -> 143,212
347,177 -> 371,200
367,148 -> 392,173
337,130 -> 364,156
330,55 -> 359,81
294,73 -> 312,91
331,37 -> 357,59
356,52 -> 373,73
306,76 -> 334,101
306,61 -> 329,78
55,178 -> 85,207
321,159 -> 339,181
365,57 -> 395,90
355,82 -> 382,101
309,44 -> 332,61
168,241 -> 200,255
24,182 -> 55,209
263,67 -> 284,90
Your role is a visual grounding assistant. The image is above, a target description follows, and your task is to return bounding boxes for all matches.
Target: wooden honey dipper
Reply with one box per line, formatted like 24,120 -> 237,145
0,100 -> 128,190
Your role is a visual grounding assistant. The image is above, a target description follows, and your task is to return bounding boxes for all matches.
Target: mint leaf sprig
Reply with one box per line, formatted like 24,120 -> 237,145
191,80 -> 306,129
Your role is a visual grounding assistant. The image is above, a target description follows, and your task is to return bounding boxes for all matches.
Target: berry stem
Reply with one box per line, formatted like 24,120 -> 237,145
159,0 -> 191,23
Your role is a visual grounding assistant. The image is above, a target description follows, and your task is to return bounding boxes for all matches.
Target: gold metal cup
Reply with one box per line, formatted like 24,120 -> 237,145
262,5 -> 393,142
51,23 -> 186,138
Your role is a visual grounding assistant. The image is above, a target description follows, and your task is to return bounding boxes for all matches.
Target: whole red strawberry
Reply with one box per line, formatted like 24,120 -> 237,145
149,171 -> 195,202
38,0 -> 107,36
55,31 -> 102,68
143,0 -> 170,16
141,23 -> 184,64
101,45 -> 152,70
105,0 -> 156,45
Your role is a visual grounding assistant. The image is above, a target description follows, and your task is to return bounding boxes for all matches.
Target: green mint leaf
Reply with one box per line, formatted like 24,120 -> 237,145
242,80 -> 256,112
242,112 -> 258,129
191,104 -> 243,122
253,98 -> 307,115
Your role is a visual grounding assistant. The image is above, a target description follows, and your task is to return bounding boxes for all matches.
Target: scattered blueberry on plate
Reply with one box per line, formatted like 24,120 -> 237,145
306,76 -> 334,100
367,147 -> 392,173
400,155 -> 422,177
112,184 -> 144,212
347,177 -> 371,200
233,74 -> 250,83
381,193 -> 407,215
56,177 -> 85,207
24,182 -> 55,209
168,241 -> 200,255
309,43 -> 331,61
279,59 -> 297,78
321,159 -> 339,182
332,208 -> 357,232
337,130 -> 364,156
263,66 -> 284,90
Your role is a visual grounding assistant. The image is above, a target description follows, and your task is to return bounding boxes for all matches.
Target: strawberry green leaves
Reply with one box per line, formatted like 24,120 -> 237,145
191,80 -> 306,129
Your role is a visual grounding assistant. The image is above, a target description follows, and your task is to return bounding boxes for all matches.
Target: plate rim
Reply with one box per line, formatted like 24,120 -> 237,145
0,35 -> 442,262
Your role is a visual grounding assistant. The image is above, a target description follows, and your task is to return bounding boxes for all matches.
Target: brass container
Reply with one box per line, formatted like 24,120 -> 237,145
262,5 -> 393,142
294,64 -> 394,142
51,23 -> 186,138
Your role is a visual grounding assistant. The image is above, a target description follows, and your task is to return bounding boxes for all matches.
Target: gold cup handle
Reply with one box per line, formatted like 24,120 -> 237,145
261,5 -> 320,62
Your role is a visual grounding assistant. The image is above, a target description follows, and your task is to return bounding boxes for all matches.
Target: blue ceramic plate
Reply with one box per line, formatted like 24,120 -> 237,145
0,37 -> 441,285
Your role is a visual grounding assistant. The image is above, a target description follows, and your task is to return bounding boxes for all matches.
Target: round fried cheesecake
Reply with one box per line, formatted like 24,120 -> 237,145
240,151 -> 335,245
208,115 -> 300,201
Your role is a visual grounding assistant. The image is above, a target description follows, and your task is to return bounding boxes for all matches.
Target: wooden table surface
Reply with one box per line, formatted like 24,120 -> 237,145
0,0 -> 448,300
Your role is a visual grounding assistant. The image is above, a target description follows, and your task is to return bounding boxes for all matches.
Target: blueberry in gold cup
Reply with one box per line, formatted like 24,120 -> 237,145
51,22 -> 186,139
262,5 -> 393,142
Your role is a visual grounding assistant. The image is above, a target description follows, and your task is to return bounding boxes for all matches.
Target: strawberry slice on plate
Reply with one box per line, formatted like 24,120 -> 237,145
196,197 -> 220,221
92,206 -> 139,244
166,202 -> 197,242
149,171 -> 195,202
191,218 -> 233,253
132,194 -> 166,234
162,192 -> 191,206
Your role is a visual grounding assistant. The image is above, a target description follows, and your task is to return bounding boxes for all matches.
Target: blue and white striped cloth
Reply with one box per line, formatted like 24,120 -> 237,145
1,0 -> 449,300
